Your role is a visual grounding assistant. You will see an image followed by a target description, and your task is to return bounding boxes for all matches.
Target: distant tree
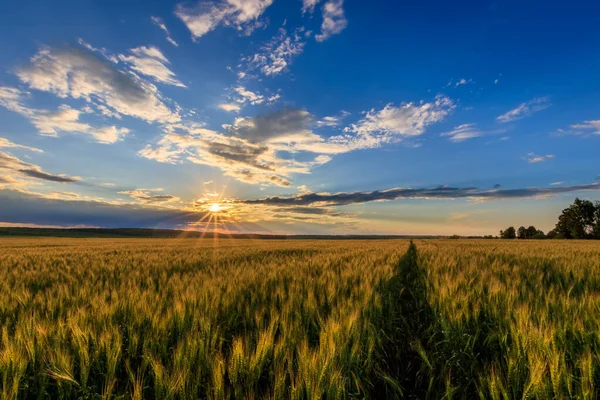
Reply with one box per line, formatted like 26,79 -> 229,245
533,230 -> 546,239
554,198 -> 596,239
526,226 -> 538,239
517,226 -> 527,239
500,226 -> 516,239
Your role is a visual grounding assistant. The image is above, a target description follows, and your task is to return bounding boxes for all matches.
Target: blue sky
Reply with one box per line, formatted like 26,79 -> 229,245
0,0 -> 599,235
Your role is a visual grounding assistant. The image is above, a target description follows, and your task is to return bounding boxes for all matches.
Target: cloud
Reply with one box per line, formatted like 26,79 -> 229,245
0,189 -> 207,229
119,188 -> 180,203
0,89 -> 130,144
0,151 -> 80,186
441,123 -> 480,142
316,111 -> 350,127
218,103 -> 242,112
118,46 -> 186,87
234,85 -> 265,105
0,137 -> 43,153
551,181 -> 564,186
315,0 -> 347,42
497,97 -> 551,123
175,0 -> 274,40
240,182 -> 600,207
139,111 -> 335,186
527,153 -> 554,163
151,16 -> 179,47
448,78 -> 474,87
15,45 -> 179,124
568,120 -> 600,135
247,27 -> 305,76
301,0 -> 321,14
344,95 -> 454,144
141,102 -> 451,187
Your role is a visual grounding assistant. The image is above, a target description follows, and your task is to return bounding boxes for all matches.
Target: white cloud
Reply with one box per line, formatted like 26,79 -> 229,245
15,45 -> 180,124
30,105 -> 91,136
449,78 -> 473,87
218,103 -> 242,112
345,95 -> 454,140
301,0 -> 321,14
151,16 -> 179,47
90,126 -> 131,144
234,86 -> 264,105
441,123 -> 480,142
317,116 -> 341,127
497,97 -> 551,123
0,87 -> 129,144
551,181 -> 564,186
315,0 -> 347,42
247,28 -> 305,76
569,120 -> 600,135
118,46 -> 186,87
0,137 -> 43,153
175,0 -> 274,40
527,153 -> 555,163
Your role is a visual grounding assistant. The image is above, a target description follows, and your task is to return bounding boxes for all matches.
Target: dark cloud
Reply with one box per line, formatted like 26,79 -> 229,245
240,183 -> 600,207
0,190 -> 203,228
225,108 -> 312,143
494,184 -> 501,189
18,169 -> 79,183
1,151 -> 80,184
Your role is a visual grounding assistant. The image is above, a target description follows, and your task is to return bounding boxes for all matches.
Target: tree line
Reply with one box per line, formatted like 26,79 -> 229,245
499,198 -> 600,239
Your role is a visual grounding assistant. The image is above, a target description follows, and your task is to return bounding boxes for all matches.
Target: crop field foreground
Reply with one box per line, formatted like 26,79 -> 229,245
1,238 -> 600,399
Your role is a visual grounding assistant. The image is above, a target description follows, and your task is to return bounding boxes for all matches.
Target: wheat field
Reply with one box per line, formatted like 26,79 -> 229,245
1,237 -> 599,399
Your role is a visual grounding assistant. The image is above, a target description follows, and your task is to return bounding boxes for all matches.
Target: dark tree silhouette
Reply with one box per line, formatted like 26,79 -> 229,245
554,198 -> 596,239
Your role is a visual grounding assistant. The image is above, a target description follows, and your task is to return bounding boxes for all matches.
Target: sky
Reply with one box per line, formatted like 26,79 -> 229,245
0,0 -> 599,236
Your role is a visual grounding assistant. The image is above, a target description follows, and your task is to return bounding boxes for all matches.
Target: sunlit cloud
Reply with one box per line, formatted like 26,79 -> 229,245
15,44 -> 180,124
175,0 -> 274,40
118,46 -> 186,87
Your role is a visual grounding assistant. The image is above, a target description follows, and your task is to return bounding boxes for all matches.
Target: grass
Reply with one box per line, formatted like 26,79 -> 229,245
0,237 -> 599,398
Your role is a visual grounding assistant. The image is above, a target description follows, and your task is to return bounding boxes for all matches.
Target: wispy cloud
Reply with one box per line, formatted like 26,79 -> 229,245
315,0 -> 347,42
527,153 -> 554,163
497,97 -> 551,123
175,0 -> 273,40
0,137 -> 43,153
240,182 -> 600,207
0,151 -> 80,187
441,123 -> 480,142
119,188 -> 180,203
151,16 -> 179,47
567,120 -> 600,135
246,27 -> 305,76
0,87 -> 130,144
118,46 -> 186,87
448,78 -> 474,87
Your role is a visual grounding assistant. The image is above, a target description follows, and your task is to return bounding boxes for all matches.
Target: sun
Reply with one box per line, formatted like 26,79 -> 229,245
209,203 -> 222,213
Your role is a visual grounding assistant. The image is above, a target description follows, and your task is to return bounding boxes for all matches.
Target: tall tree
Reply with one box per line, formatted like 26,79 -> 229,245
517,226 -> 527,239
554,198 -> 596,239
